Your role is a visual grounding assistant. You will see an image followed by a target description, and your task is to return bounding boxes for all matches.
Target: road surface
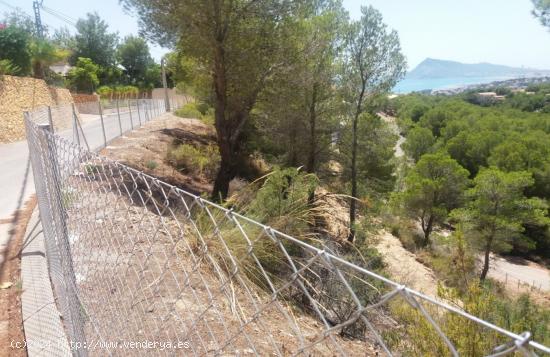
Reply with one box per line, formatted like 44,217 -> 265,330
488,255 -> 550,293
0,107 -> 156,266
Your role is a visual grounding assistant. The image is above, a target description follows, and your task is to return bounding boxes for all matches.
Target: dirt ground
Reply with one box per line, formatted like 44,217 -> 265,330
61,115 -> 391,355
0,196 -> 36,357
61,163 -> 379,356
100,115 -> 216,196
374,231 -> 440,298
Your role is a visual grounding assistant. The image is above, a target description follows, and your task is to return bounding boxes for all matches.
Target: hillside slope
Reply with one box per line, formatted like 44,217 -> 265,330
407,58 -> 550,79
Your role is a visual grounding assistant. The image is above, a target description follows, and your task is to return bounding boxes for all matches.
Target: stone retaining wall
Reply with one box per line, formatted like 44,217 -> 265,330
0,75 -> 74,143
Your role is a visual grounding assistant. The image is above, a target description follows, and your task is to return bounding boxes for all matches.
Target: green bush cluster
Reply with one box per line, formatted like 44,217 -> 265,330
96,85 -> 140,99
145,160 -> 158,170
394,93 -> 550,259
0,59 -> 21,76
167,143 -> 220,177
174,103 -> 202,119
174,102 -> 215,125
385,283 -> 550,356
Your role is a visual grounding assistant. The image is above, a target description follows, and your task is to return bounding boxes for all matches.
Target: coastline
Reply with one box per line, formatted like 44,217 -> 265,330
394,75 -> 550,94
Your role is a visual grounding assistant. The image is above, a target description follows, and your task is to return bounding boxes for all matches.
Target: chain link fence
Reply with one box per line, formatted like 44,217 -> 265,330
24,102 -> 550,356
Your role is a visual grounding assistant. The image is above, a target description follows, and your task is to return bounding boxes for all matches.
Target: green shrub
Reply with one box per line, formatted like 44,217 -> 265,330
145,160 -> 158,170
168,143 -> 219,177
0,59 -> 21,76
0,26 -> 31,76
195,101 -> 211,115
387,220 -> 423,252
84,164 -> 101,175
390,224 -> 400,237
386,283 -> 550,355
201,107 -> 215,125
174,102 -> 215,125
96,86 -> 113,98
174,103 -> 202,119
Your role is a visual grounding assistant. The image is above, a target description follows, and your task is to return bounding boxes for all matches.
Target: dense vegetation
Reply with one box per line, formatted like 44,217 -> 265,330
2,0 -> 549,351
0,10 -> 162,95
392,91 -> 550,276
117,0 -> 550,351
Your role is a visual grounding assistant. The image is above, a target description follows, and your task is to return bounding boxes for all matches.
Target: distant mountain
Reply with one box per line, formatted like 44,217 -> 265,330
407,58 -> 550,79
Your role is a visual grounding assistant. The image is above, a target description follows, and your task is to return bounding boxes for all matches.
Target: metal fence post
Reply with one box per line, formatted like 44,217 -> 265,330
98,101 -> 107,148
116,99 -> 123,134
47,106 -> 55,132
128,100 -> 134,130
136,99 -> 142,126
142,99 -> 149,123
72,103 -> 81,147
36,122 -> 88,355
128,99 -> 134,129
145,100 -> 148,121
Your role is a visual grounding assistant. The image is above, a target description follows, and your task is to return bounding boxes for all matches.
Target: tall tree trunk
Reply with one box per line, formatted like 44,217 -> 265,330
348,81 -> 366,243
421,214 -> 434,245
288,122 -> 298,167
348,110 -> 359,242
211,40 -> 232,201
212,137 -> 235,201
306,84 -> 318,174
306,85 -> 318,207
33,62 -> 44,79
480,237 -> 493,281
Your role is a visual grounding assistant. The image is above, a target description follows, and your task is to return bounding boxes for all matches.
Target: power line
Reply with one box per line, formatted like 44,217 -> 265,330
41,5 -> 76,27
42,5 -> 77,24
0,0 -> 23,12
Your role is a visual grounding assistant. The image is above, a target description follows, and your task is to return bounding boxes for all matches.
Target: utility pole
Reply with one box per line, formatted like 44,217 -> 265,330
161,57 -> 171,112
33,0 -> 44,38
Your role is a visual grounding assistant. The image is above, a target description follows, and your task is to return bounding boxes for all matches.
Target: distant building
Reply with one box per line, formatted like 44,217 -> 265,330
49,62 -> 72,76
476,92 -> 505,102
478,92 -> 498,97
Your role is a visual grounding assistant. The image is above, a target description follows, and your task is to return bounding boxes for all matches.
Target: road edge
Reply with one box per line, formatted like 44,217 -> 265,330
21,207 -> 71,356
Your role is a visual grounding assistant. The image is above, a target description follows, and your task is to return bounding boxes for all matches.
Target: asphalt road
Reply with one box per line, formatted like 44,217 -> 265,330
0,106 -> 160,264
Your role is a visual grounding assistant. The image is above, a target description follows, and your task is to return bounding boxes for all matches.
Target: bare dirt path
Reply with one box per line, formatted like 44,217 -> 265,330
378,112 -> 405,158
374,230 -> 440,298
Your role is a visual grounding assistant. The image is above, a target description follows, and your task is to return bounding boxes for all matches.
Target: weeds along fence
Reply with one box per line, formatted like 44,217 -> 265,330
24,104 -> 550,357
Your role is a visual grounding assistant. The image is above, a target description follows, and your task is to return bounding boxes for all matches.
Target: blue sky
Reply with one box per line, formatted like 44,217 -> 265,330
4,0 -> 550,70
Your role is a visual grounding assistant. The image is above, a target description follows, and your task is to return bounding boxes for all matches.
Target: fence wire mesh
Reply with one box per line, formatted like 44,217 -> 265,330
24,102 -> 550,356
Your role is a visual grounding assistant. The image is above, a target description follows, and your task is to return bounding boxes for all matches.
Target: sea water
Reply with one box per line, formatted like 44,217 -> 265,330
393,76 -> 515,93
